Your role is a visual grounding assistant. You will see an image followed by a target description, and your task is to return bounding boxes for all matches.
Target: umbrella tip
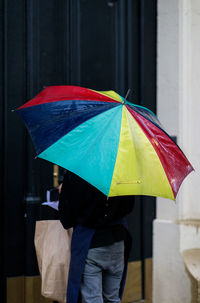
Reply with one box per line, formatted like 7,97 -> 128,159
123,88 -> 131,104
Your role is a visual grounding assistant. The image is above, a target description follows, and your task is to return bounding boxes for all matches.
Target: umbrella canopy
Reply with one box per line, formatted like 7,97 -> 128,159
17,85 -> 193,200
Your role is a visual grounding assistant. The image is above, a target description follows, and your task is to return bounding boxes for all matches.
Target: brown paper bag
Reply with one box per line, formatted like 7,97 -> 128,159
34,220 -> 73,303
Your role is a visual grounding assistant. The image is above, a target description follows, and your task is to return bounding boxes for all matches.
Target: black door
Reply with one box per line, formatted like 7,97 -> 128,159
1,1 -> 156,302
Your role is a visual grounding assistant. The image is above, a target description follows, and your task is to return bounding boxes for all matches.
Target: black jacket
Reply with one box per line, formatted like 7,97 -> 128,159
59,170 -> 134,230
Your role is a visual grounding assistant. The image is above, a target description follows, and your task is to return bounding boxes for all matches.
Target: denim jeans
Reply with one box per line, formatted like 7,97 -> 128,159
80,241 -> 124,303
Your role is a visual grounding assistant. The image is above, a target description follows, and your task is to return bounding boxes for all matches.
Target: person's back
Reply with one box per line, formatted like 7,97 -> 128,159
59,170 -> 134,303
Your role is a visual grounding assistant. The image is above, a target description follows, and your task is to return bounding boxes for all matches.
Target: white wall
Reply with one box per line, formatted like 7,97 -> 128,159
153,0 -> 200,302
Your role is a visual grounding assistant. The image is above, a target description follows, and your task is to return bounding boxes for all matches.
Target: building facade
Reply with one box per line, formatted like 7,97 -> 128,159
154,0 -> 200,302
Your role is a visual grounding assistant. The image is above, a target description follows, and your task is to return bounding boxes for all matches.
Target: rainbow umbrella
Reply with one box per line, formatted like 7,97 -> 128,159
16,85 -> 193,200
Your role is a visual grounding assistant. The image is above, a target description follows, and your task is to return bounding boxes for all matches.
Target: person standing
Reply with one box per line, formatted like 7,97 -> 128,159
59,170 -> 134,303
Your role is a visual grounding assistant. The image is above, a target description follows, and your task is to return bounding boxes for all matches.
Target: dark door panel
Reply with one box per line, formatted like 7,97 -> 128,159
1,0 -> 156,302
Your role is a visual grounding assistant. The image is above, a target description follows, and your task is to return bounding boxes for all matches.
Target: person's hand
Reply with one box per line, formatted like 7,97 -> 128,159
58,183 -> 63,194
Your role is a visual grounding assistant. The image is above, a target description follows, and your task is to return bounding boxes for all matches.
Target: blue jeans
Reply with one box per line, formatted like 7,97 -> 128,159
80,241 -> 124,303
